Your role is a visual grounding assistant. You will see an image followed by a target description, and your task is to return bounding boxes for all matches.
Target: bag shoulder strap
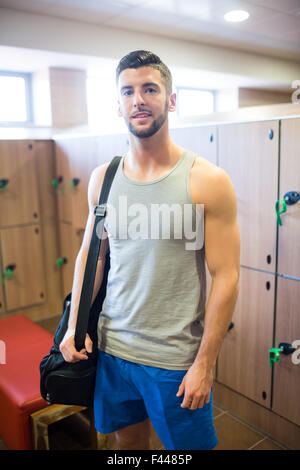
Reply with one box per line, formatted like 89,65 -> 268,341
74,156 -> 121,350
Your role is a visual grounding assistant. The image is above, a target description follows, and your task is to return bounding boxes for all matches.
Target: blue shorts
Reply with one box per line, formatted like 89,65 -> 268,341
93,350 -> 219,450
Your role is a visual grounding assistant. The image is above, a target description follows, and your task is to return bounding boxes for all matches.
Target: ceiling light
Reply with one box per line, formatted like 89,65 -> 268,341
224,10 -> 250,22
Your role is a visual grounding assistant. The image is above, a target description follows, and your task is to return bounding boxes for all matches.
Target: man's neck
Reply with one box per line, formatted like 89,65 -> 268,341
126,130 -> 183,176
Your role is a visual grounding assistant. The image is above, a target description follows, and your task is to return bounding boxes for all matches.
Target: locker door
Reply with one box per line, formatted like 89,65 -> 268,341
1,225 -> 46,311
217,267 -> 274,407
277,118 -> 300,279
272,277 -> 300,425
58,221 -> 81,298
0,276 -> 4,313
0,140 -> 40,227
55,134 -> 128,230
218,121 -> 279,271
272,118 -> 300,425
170,126 -> 217,165
54,143 -> 73,224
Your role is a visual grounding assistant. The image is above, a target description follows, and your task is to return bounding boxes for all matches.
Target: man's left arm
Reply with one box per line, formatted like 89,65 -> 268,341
177,167 -> 240,410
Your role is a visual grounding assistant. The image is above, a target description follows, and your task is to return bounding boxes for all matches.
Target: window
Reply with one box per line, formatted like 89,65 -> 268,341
177,87 -> 215,118
0,71 -> 33,125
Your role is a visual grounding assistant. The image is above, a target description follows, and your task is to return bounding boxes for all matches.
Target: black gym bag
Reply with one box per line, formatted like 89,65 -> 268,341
39,156 -> 121,407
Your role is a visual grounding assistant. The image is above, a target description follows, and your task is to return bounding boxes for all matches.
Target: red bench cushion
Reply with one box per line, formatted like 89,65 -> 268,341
0,315 -> 54,449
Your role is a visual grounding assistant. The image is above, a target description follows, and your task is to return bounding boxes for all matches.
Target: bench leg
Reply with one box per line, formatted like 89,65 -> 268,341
87,407 -> 109,450
30,404 -> 86,450
32,420 -> 50,450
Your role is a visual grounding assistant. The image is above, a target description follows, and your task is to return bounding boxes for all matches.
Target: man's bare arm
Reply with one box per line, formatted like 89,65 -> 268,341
177,166 -> 240,409
60,163 -> 109,363
194,167 -> 240,369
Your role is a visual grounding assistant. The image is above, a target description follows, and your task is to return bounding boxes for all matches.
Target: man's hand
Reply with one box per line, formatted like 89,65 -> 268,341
59,329 -> 93,363
176,362 -> 214,410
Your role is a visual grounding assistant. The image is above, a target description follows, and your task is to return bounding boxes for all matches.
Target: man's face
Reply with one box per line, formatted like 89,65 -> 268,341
117,66 -> 176,138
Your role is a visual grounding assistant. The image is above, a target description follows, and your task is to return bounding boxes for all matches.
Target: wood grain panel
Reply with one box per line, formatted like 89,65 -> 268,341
0,140 -> 40,227
272,276 -> 300,425
214,381 -> 300,450
0,276 -> 4,313
217,267 -> 274,407
55,143 -> 73,224
218,121 -> 278,271
54,134 -> 128,229
278,117 -> 300,279
1,225 -> 46,311
34,140 -> 62,317
58,221 -> 78,298
170,126 -> 217,164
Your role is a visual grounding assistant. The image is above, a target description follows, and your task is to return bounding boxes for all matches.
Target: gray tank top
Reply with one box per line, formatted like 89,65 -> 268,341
97,149 -> 206,370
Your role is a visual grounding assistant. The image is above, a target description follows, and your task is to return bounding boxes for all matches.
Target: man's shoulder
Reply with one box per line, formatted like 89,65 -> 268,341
190,155 -> 234,208
191,155 -> 220,176
88,162 -> 111,208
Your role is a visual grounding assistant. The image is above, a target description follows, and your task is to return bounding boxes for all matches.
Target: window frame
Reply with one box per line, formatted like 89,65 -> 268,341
176,86 -> 216,118
0,70 -> 34,126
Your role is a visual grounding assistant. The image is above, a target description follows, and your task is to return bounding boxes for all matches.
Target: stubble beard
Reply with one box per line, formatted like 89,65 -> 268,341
126,100 -> 169,139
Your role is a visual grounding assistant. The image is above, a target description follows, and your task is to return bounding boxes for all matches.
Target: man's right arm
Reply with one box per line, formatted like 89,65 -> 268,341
59,163 -> 109,363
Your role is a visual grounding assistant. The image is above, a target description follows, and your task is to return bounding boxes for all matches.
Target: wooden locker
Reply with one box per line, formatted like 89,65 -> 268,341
218,121 -> 279,271
54,143 -> 73,224
170,126 -> 217,165
34,140 -> 63,317
0,225 -> 46,311
57,137 -> 96,230
271,117 -> 300,426
57,221 -> 81,298
0,276 -> 4,313
0,140 -> 40,227
277,118 -> 300,279
272,277 -> 300,425
217,267 -> 274,407
54,134 -> 128,230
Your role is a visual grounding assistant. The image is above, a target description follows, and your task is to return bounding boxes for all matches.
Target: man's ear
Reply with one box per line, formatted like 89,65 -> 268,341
168,93 -> 177,113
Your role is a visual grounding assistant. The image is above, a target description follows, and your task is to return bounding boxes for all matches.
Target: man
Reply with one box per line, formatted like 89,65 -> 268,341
60,50 -> 240,450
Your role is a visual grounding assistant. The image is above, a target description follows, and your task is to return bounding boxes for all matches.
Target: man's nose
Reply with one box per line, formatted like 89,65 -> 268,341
133,90 -> 145,107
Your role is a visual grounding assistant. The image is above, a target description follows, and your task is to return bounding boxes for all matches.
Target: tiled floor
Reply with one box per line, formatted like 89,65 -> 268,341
0,315 -> 289,451
212,404 -> 288,450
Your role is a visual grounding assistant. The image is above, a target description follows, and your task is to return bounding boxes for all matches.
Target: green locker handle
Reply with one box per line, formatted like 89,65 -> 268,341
52,176 -> 64,194
68,178 -> 80,191
275,199 -> 287,226
269,342 -> 296,367
56,257 -> 68,268
1,264 -> 16,284
0,179 -> 9,193
269,347 -> 282,367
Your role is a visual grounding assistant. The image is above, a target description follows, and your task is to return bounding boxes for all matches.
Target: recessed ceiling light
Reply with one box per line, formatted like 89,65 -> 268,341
224,10 -> 250,22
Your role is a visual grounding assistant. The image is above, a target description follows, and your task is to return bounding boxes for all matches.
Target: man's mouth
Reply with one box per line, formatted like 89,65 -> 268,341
132,112 -> 152,119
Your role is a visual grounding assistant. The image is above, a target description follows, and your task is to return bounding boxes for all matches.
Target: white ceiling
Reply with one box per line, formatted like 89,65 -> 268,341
0,0 -> 300,61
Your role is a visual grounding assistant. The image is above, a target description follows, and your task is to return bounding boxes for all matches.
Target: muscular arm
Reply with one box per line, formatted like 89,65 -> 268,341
194,167 -> 240,368
60,163 -> 109,362
177,164 -> 240,409
67,165 -> 109,330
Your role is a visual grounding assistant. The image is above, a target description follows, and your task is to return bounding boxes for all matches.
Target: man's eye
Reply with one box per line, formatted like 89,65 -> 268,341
146,88 -> 156,93
123,90 -> 132,96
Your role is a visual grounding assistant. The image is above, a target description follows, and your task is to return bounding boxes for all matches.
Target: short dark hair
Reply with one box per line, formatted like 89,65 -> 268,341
116,50 -> 172,96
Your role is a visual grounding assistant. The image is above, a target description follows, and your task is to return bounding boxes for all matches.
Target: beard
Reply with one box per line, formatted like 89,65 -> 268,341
126,100 -> 169,138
